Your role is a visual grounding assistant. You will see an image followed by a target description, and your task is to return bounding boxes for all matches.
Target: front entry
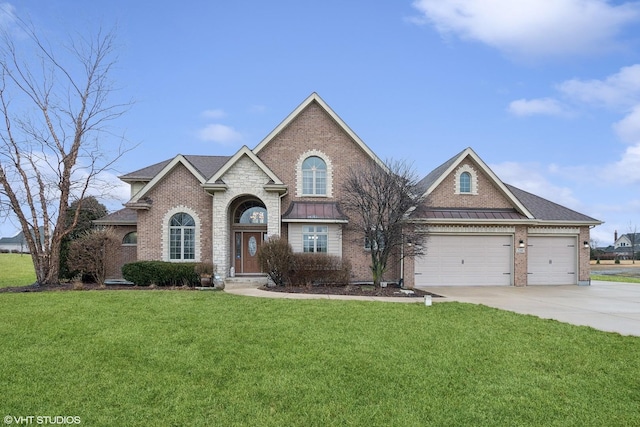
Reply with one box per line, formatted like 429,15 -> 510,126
234,231 -> 264,274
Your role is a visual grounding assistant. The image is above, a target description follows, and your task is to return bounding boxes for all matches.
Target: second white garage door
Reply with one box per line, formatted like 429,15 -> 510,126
527,236 -> 577,285
415,235 -> 512,286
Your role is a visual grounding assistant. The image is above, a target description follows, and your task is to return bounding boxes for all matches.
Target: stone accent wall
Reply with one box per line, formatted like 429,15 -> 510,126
257,101 -> 397,282
136,163 -> 213,264
579,226 -> 591,284
211,154 -> 281,278
429,159 -> 513,209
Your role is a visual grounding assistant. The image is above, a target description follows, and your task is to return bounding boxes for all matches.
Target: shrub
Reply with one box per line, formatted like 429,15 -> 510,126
290,253 -> 351,287
257,236 -> 294,286
67,228 -> 120,287
122,261 -> 199,287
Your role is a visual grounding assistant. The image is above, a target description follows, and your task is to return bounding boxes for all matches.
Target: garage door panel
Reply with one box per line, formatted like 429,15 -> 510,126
416,235 -> 512,286
527,236 -> 577,285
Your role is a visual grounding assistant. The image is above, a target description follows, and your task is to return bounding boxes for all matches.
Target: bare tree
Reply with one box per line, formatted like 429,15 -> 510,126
0,18 -> 130,285
341,158 -> 425,287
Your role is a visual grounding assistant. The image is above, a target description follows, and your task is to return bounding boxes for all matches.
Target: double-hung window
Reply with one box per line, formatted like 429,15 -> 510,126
303,226 -> 328,253
169,213 -> 195,260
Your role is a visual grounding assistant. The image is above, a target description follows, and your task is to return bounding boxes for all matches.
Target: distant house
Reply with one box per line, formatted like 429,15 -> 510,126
0,227 -> 45,253
96,93 -> 602,286
595,231 -> 640,260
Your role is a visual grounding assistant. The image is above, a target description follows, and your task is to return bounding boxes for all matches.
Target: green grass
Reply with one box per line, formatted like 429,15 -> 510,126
0,253 -> 36,287
1,292 -> 638,426
591,274 -> 640,283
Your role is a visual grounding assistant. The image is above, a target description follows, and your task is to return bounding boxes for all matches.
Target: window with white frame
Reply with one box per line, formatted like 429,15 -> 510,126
302,156 -> 327,195
303,225 -> 328,253
169,212 -> 195,260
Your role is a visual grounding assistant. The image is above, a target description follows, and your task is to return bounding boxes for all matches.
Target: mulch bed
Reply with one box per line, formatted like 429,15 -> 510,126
261,284 -> 442,298
0,282 -> 442,298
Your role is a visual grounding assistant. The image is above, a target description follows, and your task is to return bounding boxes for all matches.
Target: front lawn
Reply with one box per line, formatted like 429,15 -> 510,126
0,291 -> 638,426
0,253 -> 36,287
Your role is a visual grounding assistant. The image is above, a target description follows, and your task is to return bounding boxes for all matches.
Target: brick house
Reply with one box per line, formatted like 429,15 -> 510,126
95,93 -> 602,287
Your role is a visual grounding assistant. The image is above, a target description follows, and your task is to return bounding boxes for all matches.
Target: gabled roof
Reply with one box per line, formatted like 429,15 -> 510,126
120,155 -> 231,182
416,147 -> 534,219
204,146 -> 285,191
127,154 -> 223,204
505,184 -> 601,224
252,92 -> 385,168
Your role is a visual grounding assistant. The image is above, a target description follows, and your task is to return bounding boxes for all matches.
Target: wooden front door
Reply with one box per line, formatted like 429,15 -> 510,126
234,231 -> 263,274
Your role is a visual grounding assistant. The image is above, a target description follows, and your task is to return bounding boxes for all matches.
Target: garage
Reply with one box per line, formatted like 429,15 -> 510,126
527,236 -> 577,285
415,235 -> 512,286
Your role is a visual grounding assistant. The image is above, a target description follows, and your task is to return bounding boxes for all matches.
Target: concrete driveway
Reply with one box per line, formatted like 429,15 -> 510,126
420,280 -> 640,337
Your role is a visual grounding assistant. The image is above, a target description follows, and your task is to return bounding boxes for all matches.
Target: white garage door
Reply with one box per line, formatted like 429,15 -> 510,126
415,235 -> 512,286
527,236 -> 577,285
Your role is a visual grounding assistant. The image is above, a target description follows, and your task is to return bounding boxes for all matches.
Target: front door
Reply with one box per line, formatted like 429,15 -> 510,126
234,231 -> 263,274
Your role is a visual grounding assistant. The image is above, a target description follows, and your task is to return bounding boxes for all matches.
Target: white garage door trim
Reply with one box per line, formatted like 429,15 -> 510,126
527,236 -> 577,285
415,235 -> 513,286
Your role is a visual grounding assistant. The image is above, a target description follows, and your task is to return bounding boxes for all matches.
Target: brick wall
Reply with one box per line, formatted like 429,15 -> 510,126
136,163 -> 213,264
257,101 -> 398,282
428,159 -> 513,209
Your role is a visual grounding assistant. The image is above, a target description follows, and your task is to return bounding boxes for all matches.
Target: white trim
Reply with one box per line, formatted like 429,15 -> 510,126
422,147 -> 534,219
528,227 -> 579,235
454,164 -> 478,195
253,92 -> 387,170
296,150 -> 333,197
129,155 -> 205,203
161,206 -> 201,262
425,225 -> 515,234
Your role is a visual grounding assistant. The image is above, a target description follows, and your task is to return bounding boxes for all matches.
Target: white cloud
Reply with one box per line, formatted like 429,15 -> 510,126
491,161 -> 582,209
200,109 -> 227,120
606,143 -> 640,183
558,64 -> 640,109
613,105 -> 640,143
196,123 -> 242,144
508,98 -> 570,117
411,0 -> 640,58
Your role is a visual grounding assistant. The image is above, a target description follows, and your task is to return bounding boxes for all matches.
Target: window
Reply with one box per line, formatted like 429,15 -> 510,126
459,172 -> 471,193
302,156 -> 326,195
234,200 -> 267,224
122,231 -> 137,245
169,212 -> 195,260
303,226 -> 328,253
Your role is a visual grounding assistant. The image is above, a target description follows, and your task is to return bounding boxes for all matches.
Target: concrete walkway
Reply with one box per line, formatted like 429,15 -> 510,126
224,281 -> 640,336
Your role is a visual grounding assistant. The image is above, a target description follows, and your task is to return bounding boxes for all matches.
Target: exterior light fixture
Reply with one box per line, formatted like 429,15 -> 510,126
584,241 -> 590,248
519,240 -> 525,248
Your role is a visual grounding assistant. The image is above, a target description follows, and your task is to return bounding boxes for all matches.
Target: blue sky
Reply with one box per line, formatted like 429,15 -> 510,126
1,0 -> 639,246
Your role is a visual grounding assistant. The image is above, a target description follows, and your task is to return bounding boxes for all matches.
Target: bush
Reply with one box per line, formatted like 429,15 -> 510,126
122,261 -> 199,287
67,228 -> 119,287
257,237 -> 294,286
290,253 -> 351,287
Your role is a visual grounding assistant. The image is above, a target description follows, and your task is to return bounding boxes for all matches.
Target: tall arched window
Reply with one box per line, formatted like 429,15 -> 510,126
169,212 -> 195,260
302,156 -> 326,195
459,172 -> 471,193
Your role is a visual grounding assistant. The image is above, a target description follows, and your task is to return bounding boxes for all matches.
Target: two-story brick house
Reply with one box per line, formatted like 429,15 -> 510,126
95,93 -> 602,287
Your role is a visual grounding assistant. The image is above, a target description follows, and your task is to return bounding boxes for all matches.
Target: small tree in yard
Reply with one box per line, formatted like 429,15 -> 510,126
0,17 -> 131,285
341,158 -> 425,287
67,228 -> 119,287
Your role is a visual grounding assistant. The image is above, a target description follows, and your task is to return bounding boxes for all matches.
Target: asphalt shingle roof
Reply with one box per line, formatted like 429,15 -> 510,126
505,184 -> 599,222
120,155 -> 231,181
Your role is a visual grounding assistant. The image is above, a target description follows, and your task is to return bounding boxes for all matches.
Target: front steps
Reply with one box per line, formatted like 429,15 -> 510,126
224,275 -> 269,289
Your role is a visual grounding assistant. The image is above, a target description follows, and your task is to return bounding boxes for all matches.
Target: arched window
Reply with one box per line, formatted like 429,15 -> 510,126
169,212 -> 195,260
122,231 -> 137,245
459,172 -> 471,193
234,200 -> 267,224
302,156 -> 326,195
